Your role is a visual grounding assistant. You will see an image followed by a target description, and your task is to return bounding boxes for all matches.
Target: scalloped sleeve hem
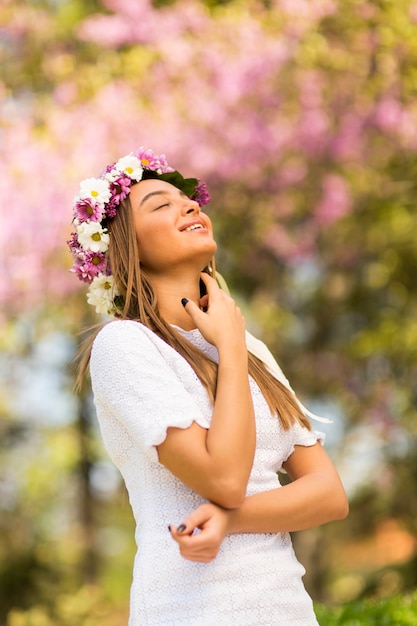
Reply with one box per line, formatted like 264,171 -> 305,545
280,422 -> 326,470
90,320 -> 211,464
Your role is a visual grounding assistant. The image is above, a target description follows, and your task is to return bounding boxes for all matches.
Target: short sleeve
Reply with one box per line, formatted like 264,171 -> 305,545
280,421 -> 326,470
90,321 -> 210,463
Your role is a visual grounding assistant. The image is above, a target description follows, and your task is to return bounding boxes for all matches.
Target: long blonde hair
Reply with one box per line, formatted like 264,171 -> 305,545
77,194 -> 311,431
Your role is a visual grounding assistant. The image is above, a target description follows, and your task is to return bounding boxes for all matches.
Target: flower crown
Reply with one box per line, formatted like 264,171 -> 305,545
68,147 -> 210,315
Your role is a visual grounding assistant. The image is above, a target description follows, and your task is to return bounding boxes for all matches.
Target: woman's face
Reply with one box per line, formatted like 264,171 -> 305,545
130,179 -> 217,276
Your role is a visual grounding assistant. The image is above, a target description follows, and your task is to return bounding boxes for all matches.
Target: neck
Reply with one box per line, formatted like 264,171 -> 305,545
149,270 -> 203,331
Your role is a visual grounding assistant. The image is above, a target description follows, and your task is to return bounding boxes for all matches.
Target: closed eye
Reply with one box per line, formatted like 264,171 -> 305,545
154,202 -> 170,211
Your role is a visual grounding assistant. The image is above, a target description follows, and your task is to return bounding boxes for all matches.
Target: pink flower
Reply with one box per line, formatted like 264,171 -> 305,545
110,174 -> 131,203
315,174 -> 352,225
71,250 -> 107,284
191,181 -> 211,207
74,197 -> 105,223
67,232 -> 79,254
374,99 -> 404,132
136,147 -> 173,173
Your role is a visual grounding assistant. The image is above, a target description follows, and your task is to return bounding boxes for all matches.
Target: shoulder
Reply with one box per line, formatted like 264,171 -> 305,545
91,320 -> 171,369
93,320 -> 160,351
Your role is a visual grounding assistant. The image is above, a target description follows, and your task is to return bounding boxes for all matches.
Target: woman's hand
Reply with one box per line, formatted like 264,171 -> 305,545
182,273 -> 246,353
168,502 -> 232,563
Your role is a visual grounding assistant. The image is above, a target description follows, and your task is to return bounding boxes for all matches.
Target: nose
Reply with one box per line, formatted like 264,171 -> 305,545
182,197 -> 200,215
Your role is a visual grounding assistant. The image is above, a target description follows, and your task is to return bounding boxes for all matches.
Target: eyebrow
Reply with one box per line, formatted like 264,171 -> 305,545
139,188 -> 187,207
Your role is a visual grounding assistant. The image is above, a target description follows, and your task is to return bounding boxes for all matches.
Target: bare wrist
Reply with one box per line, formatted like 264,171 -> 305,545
225,506 -> 241,535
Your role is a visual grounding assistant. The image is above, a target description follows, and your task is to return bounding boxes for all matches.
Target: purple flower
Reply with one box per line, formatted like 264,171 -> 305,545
67,232 -> 79,254
105,199 -> 117,219
71,250 -> 108,284
74,197 -> 105,223
69,147 -> 210,315
110,175 -> 132,203
191,181 -> 211,207
105,175 -> 132,218
104,162 -> 117,175
135,147 -> 173,174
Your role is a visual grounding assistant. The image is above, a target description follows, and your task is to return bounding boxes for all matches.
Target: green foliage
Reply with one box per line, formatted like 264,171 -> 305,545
6,585 -> 127,626
316,591 -> 417,626
5,591 -> 417,625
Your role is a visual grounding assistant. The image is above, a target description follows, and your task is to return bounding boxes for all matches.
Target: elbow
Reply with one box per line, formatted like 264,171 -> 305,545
337,495 -> 350,520
329,488 -> 349,522
211,479 -> 247,510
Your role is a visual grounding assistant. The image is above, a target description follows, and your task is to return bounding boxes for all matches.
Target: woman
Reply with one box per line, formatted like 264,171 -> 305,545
69,147 -> 348,625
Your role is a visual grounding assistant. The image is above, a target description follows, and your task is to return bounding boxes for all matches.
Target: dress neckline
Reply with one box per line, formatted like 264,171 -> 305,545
171,324 -> 201,337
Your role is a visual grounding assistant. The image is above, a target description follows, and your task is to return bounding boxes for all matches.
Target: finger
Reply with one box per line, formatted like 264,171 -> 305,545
181,297 -> 208,325
169,523 -> 195,546
180,550 -> 217,563
175,506 -> 212,533
169,506 -> 211,542
201,273 -> 238,308
199,294 -> 209,309
177,532 -> 220,563
199,272 -> 220,296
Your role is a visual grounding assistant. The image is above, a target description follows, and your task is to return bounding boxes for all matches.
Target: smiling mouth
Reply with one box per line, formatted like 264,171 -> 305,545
184,223 -> 205,232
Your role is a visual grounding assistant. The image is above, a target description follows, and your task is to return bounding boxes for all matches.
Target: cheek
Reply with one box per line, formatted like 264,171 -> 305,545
135,226 -> 172,270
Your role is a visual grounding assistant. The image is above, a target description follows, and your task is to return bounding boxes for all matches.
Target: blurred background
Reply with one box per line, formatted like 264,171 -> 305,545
1,0 -> 417,624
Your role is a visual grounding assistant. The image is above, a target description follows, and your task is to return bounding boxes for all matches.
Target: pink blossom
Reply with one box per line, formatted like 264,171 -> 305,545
191,181 -> 211,207
74,198 -> 105,223
71,250 -> 108,284
67,232 -> 79,255
315,174 -> 352,225
374,98 -> 404,132
109,174 -> 131,204
136,147 -> 172,173
330,114 -> 366,161
3,0 -> 417,314
265,221 -> 315,261
296,109 -> 330,154
409,3 -> 417,23
53,82 -> 78,106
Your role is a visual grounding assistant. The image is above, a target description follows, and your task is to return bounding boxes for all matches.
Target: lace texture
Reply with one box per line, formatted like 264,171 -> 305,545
90,320 -> 322,625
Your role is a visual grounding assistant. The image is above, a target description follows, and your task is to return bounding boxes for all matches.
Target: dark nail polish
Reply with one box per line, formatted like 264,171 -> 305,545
177,524 -> 187,532
168,525 -> 172,532
181,298 -> 188,307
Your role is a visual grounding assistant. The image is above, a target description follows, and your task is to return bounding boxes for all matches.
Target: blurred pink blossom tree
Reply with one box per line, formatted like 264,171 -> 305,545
2,0 -> 416,315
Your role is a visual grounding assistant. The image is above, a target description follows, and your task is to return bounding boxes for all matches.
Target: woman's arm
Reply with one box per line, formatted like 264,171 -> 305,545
169,442 -> 348,562
158,273 -> 256,509
228,442 -> 348,533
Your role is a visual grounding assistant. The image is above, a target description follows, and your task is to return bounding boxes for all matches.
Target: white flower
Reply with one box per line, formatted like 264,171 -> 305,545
76,221 -> 110,252
104,169 -> 119,183
87,274 -> 121,315
79,177 -> 112,207
115,154 -> 143,181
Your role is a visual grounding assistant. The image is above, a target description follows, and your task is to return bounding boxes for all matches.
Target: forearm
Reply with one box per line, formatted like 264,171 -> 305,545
157,345 -> 256,508
168,444 -> 348,563
227,469 -> 349,534
168,470 -> 348,563
205,346 -> 256,503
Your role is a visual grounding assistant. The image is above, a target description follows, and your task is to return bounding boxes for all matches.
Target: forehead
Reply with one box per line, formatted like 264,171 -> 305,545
130,178 -> 181,205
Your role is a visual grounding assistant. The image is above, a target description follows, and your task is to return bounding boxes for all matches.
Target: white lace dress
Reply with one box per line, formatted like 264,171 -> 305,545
90,320 -> 323,625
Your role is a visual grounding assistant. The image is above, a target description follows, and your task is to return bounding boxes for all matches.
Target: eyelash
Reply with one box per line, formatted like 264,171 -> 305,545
155,202 -> 170,211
